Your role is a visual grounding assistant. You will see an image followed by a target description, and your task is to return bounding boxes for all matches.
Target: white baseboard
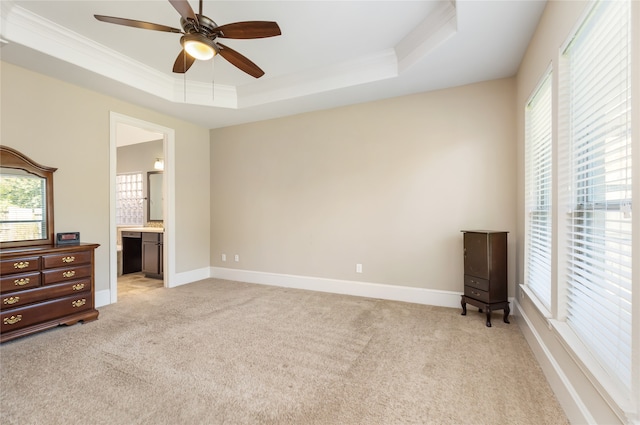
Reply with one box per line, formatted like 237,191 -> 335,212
100,266 -> 514,314
514,299 -> 594,425
211,266 -> 464,309
169,267 -> 211,288
95,289 -> 110,308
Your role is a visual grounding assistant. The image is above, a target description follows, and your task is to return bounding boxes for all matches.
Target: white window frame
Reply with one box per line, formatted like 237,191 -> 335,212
524,69 -> 553,312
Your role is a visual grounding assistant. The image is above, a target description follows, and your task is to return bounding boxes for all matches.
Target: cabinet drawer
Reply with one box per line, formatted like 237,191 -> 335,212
142,232 -> 162,243
0,271 -> 41,293
1,279 -> 90,310
0,256 -> 40,275
464,275 -> 489,292
42,265 -> 92,285
464,285 -> 490,303
42,251 -> 91,269
1,294 -> 93,333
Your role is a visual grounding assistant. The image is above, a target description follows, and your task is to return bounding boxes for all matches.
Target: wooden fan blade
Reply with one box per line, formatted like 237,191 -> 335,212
172,50 -> 196,73
217,43 -> 265,78
94,15 -> 182,33
168,0 -> 199,25
216,21 -> 281,39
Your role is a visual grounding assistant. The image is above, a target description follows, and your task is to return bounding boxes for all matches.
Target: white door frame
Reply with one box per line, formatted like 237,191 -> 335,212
109,112 -> 176,304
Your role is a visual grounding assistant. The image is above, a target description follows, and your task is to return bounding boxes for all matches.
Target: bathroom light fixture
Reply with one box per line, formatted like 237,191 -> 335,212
154,158 -> 164,171
181,34 -> 216,60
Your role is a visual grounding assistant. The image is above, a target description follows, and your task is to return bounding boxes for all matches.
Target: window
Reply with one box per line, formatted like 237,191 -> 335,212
116,172 -> 144,226
525,71 -> 553,310
561,0 -> 632,391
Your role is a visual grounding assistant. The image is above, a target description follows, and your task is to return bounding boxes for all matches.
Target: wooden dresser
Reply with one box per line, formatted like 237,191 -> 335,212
0,243 -> 99,343
460,230 -> 510,327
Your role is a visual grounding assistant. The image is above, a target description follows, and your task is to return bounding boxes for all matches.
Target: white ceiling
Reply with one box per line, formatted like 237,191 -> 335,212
0,0 -> 546,130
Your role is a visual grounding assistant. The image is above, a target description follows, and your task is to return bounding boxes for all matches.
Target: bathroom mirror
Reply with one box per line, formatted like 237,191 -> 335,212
147,171 -> 163,222
0,145 -> 56,248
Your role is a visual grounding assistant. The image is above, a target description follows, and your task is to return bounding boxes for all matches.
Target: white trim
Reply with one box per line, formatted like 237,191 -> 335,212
520,284 -> 552,323
211,267 -> 464,309
1,2 -> 456,110
170,267 -> 212,288
395,0 -> 457,73
551,320 -> 633,421
514,299 -> 595,424
109,112 -> 176,304
95,289 -> 110,309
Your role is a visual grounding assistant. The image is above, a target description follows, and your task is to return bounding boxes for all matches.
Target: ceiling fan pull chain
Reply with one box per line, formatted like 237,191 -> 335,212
183,53 -> 187,103
212,57 -> 215,101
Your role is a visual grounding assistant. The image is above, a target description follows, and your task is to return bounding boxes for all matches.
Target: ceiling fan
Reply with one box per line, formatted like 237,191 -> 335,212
94,0 -> 281,78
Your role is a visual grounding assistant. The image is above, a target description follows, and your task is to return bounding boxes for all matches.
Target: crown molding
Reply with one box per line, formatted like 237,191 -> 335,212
1,3 -> 237,108
1,2 -> 457,110
395,0 -> 457,73
239,48 -> 398,108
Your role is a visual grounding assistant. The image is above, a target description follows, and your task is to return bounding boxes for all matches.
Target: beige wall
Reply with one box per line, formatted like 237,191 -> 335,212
0,61 -> 211,292
515,1 -> 632,423
210,78 -> 517,294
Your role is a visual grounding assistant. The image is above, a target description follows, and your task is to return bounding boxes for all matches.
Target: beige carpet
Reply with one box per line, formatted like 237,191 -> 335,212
1,279 -> 569,425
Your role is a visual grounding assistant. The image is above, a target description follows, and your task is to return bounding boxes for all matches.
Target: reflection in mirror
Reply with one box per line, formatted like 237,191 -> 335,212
0,168 -> 47,242
0,146 -> 57,248
148,171 -> 163,222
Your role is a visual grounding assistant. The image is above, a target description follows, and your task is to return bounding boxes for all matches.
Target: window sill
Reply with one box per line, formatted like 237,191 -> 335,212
519,284 -> 552,324
550,319 -> 633,423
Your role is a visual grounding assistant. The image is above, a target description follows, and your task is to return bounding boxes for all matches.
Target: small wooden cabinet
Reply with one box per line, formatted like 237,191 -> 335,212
460,230 -> 509,327
142,232 -> 163,279
0,243 -> 99,343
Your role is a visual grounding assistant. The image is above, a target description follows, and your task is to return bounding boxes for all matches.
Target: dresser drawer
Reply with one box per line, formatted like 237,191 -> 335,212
42,265 -> 92,285
464,285 -> 490,303
42,251 -> 91,269
1,279 -> 90,311
464,275 -> 489,292
0,271 -> 41,293
0,256 -> 40,275
1,294 -> 93,333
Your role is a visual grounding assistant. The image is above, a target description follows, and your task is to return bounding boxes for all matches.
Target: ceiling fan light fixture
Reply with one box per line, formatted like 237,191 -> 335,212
181,34 -> 216,60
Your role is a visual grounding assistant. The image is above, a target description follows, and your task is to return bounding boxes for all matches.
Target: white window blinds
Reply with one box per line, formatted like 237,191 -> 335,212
562,0 -> 632,390
525,72 -> 553,310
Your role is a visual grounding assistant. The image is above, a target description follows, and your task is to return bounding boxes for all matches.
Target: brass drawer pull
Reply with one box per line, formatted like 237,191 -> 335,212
14,277 -> 30,286
471,290 -> 480,297
3,296 -> 20,305
72,283 -> 85,291
62,271 -> 76,278
3,315 -> 22,325
13,261 -> 29,269
62,256 -> 75,263
72,299 -> 86,308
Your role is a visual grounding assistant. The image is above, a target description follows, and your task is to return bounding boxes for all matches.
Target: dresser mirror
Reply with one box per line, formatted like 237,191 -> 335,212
0,146 -> 56,248
147,171 -> 163,222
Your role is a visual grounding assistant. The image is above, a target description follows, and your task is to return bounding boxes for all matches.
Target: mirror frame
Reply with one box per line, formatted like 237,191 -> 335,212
0,145 -> 57,248
147,171 -> 163,222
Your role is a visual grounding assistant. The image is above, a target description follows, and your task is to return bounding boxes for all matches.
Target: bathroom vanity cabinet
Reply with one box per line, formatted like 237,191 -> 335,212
142,232 -> 163,279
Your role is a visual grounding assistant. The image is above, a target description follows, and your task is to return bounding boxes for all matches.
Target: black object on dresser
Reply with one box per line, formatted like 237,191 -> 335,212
460,230 -> 510,327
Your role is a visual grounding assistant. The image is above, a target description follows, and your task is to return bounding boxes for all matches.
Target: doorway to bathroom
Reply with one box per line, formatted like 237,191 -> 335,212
109,112 -> 175,304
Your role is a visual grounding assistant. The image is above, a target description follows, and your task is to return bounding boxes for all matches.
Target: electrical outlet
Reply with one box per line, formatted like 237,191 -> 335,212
356,263 -> 362,273
221,254 -> 226,262
234,254 -> 240,262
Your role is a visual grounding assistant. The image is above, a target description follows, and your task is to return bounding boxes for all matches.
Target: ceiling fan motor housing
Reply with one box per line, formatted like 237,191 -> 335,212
181,15 -> 218,38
